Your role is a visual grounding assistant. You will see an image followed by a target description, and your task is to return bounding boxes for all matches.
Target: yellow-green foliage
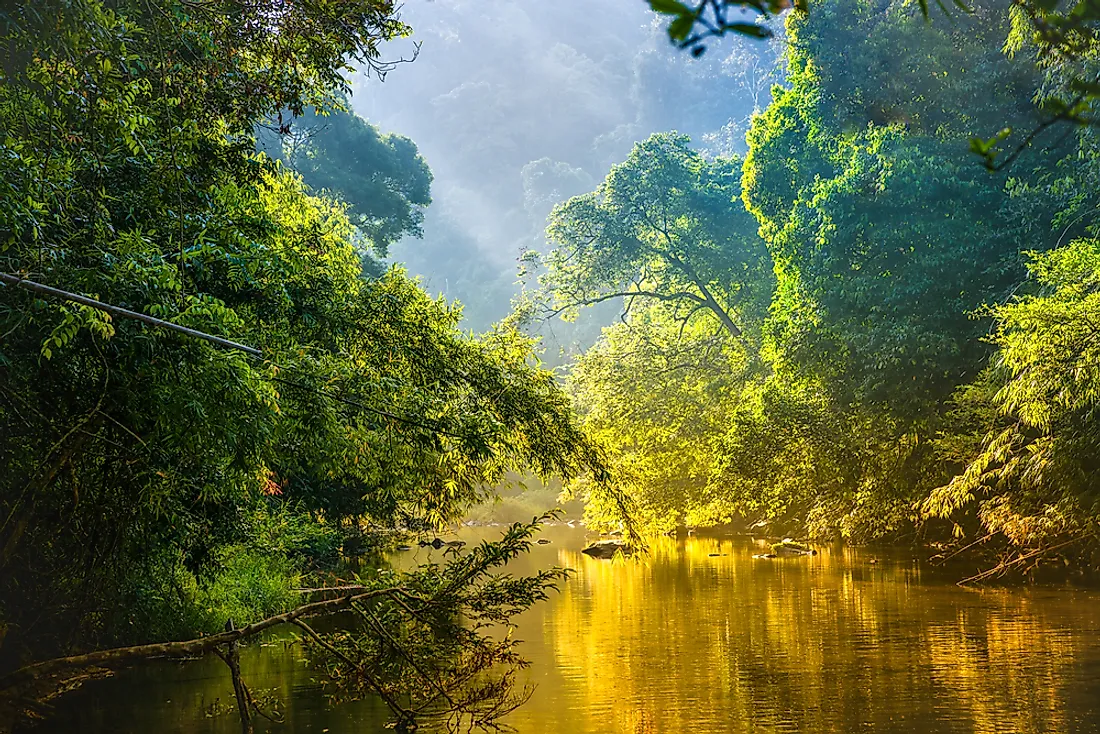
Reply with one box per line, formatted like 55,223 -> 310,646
0,0 -> 610,655
925,240 -> 1100,547
557,0 -> 1100,559
568,302 -> 756,533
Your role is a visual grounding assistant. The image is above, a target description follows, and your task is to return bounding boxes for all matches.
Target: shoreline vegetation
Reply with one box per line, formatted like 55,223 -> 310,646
3,0 -> 1100,731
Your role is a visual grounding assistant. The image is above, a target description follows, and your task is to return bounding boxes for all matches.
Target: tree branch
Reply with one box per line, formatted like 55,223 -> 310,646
0,586 -> 404,692
546,289 -> 706,318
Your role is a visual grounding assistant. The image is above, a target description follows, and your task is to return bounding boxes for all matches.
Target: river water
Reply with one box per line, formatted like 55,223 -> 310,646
43,526 -> 1100,733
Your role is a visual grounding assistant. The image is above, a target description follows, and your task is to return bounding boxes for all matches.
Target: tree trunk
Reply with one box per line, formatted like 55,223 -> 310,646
665,252 -> 743,339
696,283 -> 743,338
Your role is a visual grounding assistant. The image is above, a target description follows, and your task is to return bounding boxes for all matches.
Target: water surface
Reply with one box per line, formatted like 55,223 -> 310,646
44,527 -> 1100,733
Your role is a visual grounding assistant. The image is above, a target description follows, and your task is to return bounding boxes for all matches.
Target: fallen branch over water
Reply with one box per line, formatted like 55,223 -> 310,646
0,586 -> 400,692
0,586 -> 402,733
956,535 -> 1088,586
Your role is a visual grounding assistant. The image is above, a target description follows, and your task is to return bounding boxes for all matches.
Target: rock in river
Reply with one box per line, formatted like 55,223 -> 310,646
771,539 -> 817,557
418,538 -> 466,550
581,540 -> 630,559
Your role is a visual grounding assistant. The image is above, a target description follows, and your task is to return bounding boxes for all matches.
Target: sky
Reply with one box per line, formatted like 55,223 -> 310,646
349,0 -> 784,339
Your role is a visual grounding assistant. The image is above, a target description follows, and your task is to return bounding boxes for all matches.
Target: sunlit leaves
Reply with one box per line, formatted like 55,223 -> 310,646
534,132 -> 772,340
925,240 -> 1100,549
0,0 -> 609,662
257,105 -> 433,256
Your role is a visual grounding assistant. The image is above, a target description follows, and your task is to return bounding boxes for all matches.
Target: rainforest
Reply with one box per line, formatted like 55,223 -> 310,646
3,0 -> 1100,732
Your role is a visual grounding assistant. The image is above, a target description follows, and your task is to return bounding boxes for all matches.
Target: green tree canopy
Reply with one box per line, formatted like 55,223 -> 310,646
529,132 -> 772,341
925,240 -> 1100,557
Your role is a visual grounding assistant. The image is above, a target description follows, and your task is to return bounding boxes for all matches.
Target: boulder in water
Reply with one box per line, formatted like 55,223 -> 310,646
581,540 -> 629,559
774,546 -> 815,557
771,539 -> 816,557
418,538 -> 458,550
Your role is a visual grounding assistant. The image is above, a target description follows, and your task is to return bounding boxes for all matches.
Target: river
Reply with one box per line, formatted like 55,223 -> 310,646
41,525 -> 1100,733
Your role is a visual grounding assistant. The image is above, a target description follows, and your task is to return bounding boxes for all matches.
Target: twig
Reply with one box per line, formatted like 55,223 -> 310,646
931,532 -> 994,564
292,619 -> 413,724
956,535 -> 1085,585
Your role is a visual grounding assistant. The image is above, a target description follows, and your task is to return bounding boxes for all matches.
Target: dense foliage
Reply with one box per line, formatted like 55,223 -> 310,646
540,0 -> 1100,574
0,1 -> 615,726
5,0 -> 1100,729
256,104 -> 433,265
529,133 -> 772,340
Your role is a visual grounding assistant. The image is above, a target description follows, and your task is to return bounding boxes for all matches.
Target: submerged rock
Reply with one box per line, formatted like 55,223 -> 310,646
774,547 -> 816,557
418,538 -> 465,549
581,540 -> 630,559
771,539 -> 817,557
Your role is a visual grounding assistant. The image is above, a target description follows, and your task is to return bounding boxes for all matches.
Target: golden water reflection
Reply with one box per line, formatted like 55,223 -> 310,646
42,527 -> 1100,733
505,530 -> 1100,734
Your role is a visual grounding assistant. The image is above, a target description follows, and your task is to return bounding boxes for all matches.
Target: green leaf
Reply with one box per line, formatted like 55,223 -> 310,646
648,0 -> 692,16
668,14 -> 695,42
724,22 -> 773,38
969,136 -> 992,155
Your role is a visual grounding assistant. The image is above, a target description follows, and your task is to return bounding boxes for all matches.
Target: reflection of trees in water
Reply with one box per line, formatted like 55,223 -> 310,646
542,538 -> 1095,734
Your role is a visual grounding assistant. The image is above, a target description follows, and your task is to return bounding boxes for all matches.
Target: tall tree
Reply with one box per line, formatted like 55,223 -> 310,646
529,132 -> 772,341
257,106 -> 433,257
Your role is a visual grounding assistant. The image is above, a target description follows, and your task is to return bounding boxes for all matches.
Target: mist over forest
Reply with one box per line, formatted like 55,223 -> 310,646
351,0 -> 782,336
